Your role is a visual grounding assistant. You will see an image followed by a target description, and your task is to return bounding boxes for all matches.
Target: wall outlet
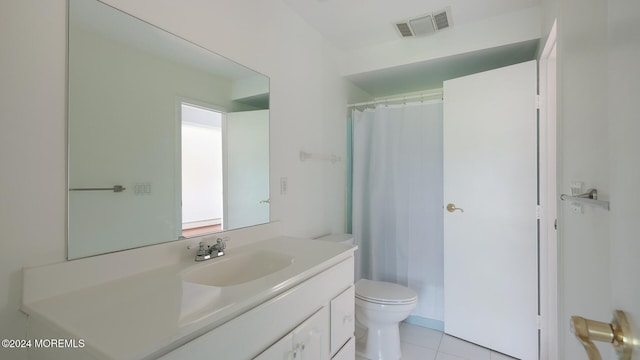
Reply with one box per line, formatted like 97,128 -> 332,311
280,177 -> 288,195
570,181 -> 584,213
570,181 -> 584,196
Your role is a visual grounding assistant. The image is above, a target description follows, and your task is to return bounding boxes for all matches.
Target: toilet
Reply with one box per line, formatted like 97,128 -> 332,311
315,234 -> 418,360
354,279 -> 417,360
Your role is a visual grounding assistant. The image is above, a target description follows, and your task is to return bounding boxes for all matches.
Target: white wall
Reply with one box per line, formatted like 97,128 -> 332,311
608,1 -> 640,358
540,0 -> 640,358
0,1 -> 351,359
557,1 -> 612,358
0,2 -> 67,360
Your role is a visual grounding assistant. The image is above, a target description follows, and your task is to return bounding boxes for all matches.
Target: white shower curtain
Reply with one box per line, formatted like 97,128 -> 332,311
352,101 -> 444,322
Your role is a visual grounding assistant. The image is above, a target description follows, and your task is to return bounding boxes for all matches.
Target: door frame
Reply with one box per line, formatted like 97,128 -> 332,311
538,19 -> 558,360
175,97 -> 228,237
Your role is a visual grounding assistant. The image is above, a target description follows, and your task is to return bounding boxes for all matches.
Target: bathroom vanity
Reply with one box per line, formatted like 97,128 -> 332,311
22,236 -> 356,360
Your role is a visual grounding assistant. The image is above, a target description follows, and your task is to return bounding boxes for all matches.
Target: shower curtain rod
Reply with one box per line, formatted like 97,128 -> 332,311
347,89 -> 443,108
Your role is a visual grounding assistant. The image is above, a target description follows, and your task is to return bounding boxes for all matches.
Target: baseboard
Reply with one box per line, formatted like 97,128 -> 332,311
404,315 -> 444,332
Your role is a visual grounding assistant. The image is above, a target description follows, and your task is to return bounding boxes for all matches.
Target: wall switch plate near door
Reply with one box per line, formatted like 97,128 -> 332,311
570,181 -> 583,213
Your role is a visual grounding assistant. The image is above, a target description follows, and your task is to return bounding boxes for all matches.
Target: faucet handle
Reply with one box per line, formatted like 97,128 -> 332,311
214,238 -> 227,251
196,242 -> 207,256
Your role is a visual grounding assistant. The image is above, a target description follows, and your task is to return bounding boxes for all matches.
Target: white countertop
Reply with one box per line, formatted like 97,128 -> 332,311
22,236 -> 356,360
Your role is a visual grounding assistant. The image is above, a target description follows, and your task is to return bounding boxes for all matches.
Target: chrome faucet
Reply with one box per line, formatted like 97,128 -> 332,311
195,238 -> 226,261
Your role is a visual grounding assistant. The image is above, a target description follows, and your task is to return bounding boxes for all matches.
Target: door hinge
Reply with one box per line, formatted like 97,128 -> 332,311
535,95 -> 542,109
537,315 -> 544,330
536,205 -> 543,219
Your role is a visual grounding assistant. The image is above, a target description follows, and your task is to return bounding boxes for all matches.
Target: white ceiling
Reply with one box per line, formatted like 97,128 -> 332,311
72,0 -> 265,82
283,0 -> 541,97
282,0 -> 540,50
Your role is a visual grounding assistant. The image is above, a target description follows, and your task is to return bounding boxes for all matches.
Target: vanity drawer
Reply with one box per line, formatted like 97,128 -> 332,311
330,285 -> 354,355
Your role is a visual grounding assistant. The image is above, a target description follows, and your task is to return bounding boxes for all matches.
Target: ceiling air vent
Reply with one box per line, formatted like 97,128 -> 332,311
395,7 -> 452,38
395,22 -> 414,37
432,9 -> 450,30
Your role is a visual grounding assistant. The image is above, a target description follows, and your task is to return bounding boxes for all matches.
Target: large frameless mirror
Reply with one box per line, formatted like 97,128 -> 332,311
68,0 -> 270,259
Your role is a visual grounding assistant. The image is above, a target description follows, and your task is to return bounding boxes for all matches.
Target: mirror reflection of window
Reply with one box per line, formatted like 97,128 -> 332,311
180,103 -> 224,237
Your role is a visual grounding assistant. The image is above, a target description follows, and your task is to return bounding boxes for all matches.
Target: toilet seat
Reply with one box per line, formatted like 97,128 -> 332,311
355,279 -> 417,305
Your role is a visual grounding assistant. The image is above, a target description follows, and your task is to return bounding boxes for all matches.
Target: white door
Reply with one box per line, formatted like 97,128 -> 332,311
224,109 -> 270,230
443,61 -> 538,359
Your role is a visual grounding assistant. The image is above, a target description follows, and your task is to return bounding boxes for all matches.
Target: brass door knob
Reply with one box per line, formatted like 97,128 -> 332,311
446,203 -> 464,213
571,310 -> 632,360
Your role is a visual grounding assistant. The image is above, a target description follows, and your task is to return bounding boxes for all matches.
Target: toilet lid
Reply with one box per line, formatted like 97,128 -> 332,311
355,279 -> 418,305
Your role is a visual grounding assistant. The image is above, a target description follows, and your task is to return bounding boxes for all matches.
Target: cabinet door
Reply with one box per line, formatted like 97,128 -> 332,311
330,286 -> 354,356
293,307 -> 330,360
254,333 -> 293,360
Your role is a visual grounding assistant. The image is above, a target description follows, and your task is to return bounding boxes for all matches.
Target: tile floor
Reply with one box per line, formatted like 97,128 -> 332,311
359,322 -> 517,360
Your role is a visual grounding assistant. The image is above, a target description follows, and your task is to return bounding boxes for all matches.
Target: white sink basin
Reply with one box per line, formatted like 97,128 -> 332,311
182,250 -> 295,287
179,250 -> 295,324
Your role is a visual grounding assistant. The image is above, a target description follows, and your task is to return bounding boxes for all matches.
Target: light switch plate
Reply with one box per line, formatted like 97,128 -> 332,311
570,181 -> 584,196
